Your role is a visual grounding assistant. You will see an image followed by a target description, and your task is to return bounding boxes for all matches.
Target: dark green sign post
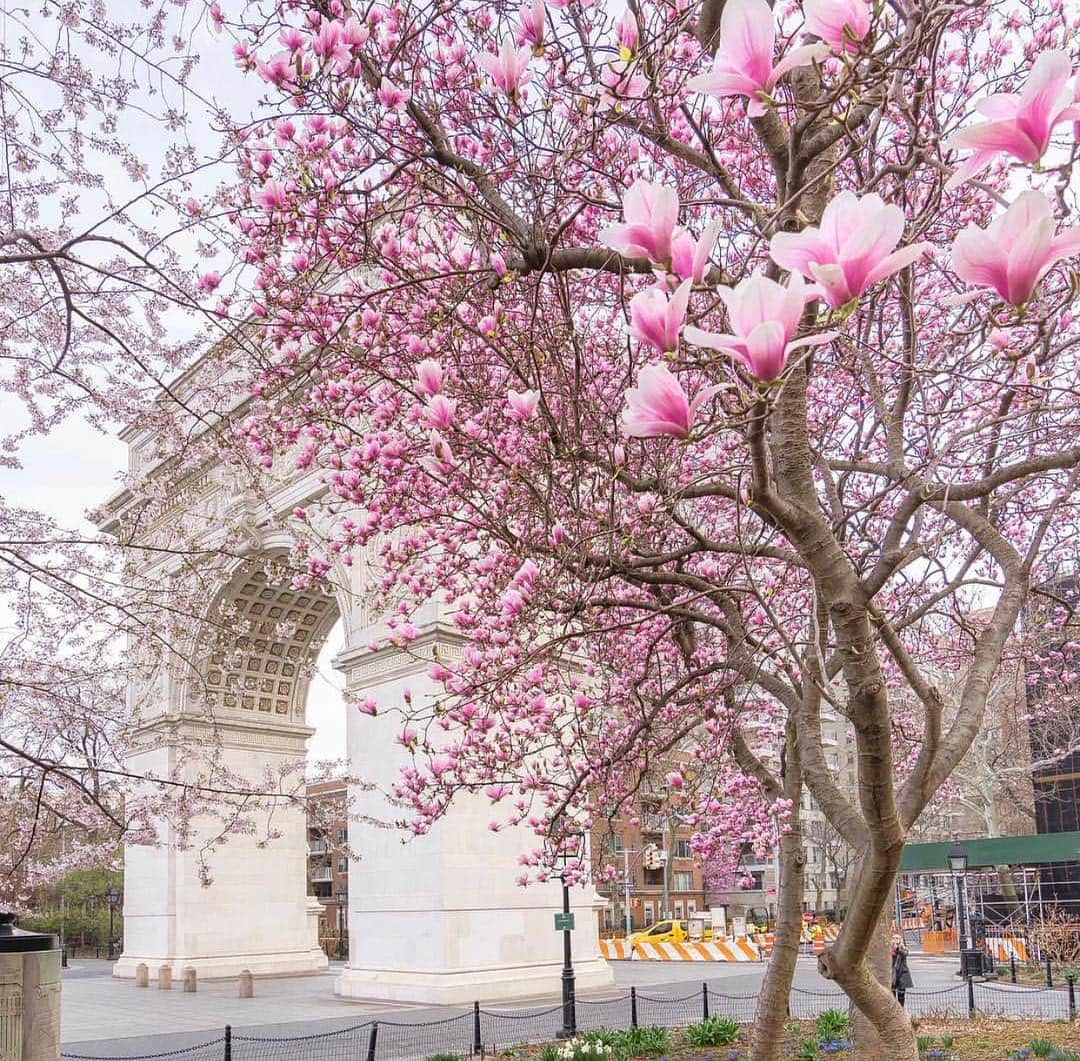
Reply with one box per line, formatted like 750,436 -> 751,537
556,875 -> 577,1039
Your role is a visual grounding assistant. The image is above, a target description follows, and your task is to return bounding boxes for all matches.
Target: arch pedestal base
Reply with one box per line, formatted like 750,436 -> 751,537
335,955 -> 614,1005
112,947 -> 328,981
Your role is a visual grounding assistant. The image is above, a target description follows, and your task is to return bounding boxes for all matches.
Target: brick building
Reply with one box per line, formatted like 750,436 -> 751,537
590,776 -> 708,934
306,778 -> 349,953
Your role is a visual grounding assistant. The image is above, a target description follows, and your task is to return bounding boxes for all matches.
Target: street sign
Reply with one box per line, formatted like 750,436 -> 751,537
554,912 -> 576,932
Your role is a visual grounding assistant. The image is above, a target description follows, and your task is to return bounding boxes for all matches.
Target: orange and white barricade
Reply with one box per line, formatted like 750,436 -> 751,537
631,938 -> 761,962
599,939 -> 632,960
985,937 -> 1029,964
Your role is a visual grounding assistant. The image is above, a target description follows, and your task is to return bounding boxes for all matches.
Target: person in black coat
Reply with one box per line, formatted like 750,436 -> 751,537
892,937 -> 914,1007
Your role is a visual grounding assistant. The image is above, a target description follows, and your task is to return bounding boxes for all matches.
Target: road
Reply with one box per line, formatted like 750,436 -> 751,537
59,954 -> 1071,1058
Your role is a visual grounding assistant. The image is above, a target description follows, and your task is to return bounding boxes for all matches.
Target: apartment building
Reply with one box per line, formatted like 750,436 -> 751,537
306,778 -> 349,949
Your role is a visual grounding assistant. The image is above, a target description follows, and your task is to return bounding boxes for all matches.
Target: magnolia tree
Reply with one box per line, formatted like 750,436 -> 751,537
222,0 -> 1080,1052
0,0 -> 347,898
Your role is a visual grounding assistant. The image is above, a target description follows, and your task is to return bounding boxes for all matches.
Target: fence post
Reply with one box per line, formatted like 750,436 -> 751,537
702,982 -> 709,1021
473,1001 -> 482,1055
1046,958 -> 1054,988
366,1020 -> 379,1061
1010,953 -> 1016,984
1068,974 -> 1077,1022
630,986 -> 638,1028
224,1025 -> 231,1061
966,976 -> 975,1018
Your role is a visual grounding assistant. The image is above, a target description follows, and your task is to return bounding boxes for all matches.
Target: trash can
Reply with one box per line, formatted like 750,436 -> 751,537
0,911 -> 61,1061
960,947 -> 985,979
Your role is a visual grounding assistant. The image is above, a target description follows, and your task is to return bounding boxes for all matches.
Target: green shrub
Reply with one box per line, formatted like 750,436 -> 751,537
916,1036 -> 934,1053
685,1015 -> 740,1046
425,1055 -> 463,1061
1030,1039 -> 1056,1058
581,1029 -> 620,1048
795,1036 -> 819,1060
814,1009 -> 849,1042
939,1035 -> 955,1049
615,1025 -> 669,1057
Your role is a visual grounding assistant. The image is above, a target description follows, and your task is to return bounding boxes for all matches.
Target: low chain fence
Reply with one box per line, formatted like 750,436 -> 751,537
60,977 -> 1078,1061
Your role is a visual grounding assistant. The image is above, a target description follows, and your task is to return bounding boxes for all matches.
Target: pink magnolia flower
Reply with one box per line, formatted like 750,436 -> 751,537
629,279 -> 691,353
684,271 -> 837,382
622,363 -> 718,439
599,63 -> 649,107
425,394 -> 457,430
377,77 -> 410,111
507,389 -> 540,420
945,50 -> 1080,190
769,192 -> 931,308
197,271 -> 222,294
599,180 -> 679,265
517,0 -> 546,53
416,359 -> 444,396
479,37 -> 532,98
670,222 -> 722,284
803,0 -> 870,54
615,11 -> 639,58
255,179 -> 289,212
950,190 -> 1080,306
686,0 -> 828,118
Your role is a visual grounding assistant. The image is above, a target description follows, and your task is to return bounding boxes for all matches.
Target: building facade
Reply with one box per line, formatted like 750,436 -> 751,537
306,778 -> 350,954
590,778 -> 708,933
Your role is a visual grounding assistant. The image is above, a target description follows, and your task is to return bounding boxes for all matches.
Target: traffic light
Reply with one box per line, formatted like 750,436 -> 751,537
642,844 -> 666,870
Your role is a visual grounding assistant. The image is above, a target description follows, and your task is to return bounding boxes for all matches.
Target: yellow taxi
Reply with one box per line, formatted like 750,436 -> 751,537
628,917 -> 716,945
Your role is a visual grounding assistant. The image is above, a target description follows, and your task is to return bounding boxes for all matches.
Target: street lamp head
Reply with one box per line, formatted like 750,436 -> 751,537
947,840 -> 968,876
105,886 -> 120,905
336,889 -> 347,904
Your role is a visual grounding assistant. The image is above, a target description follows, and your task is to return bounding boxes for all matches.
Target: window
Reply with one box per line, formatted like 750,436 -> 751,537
687,901 -> 696,916
643,868 -> 664,886
644,903 -> 655,925
338,827 -> 347,844
674,901 -> 683,919
675,839 -> 692,859
674,871 -> 693,892
647,920 -> 671,936
338,857 -> 348,873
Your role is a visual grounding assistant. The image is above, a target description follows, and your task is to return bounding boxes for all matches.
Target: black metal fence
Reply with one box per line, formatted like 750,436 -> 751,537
60,978 -> 1078,1061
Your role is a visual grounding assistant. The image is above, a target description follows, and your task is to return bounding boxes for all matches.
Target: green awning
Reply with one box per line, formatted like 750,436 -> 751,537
900,832 -> 1080,872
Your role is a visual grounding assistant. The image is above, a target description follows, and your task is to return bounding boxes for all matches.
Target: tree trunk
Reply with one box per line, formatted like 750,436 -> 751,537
823,869 -> 918,1060
750,724 -> 804,1061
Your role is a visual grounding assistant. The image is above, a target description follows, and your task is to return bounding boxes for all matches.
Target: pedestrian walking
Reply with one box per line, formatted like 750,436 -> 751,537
892,935 -> 913,1007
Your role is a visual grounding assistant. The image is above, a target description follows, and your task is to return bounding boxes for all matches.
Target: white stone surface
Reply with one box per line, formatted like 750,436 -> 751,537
113,719 -> 328,981
334,635 -> 613,1004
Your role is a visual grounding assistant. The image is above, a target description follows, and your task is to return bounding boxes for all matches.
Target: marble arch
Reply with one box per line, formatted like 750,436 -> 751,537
98,424 -> 613,1003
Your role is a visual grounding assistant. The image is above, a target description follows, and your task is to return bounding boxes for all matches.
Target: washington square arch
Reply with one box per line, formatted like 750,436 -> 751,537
95,363 -> 613,1004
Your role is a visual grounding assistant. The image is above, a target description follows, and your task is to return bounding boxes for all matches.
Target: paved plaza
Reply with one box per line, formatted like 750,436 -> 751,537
60,954 -> 1072,1058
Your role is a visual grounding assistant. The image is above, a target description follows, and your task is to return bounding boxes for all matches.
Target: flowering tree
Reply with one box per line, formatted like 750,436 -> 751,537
222,0 -> 1080,1053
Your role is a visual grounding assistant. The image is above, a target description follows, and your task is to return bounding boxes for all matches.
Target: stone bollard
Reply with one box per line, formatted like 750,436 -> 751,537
135,963 -> 149,988
158,964 -> 172,990
239,969 -> 254,998
182,966 -> 197,993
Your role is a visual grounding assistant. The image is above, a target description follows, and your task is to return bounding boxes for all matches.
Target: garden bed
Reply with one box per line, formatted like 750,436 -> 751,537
487,1015 -> 1080,1060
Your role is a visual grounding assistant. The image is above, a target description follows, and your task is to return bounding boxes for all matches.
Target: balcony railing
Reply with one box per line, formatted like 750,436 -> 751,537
308,840 -> 329,856
311,867 -> 333,883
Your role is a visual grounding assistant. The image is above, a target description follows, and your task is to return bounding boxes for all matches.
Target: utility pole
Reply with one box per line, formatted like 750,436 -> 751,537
661,816 -> 671,920
623,847 -> 632,936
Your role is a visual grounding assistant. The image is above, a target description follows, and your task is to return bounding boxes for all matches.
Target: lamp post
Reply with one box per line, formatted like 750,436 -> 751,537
105,885 -> 121,961
336,888 -> 347,962
553,837 -> 579,1041
948,841 -> 969,974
